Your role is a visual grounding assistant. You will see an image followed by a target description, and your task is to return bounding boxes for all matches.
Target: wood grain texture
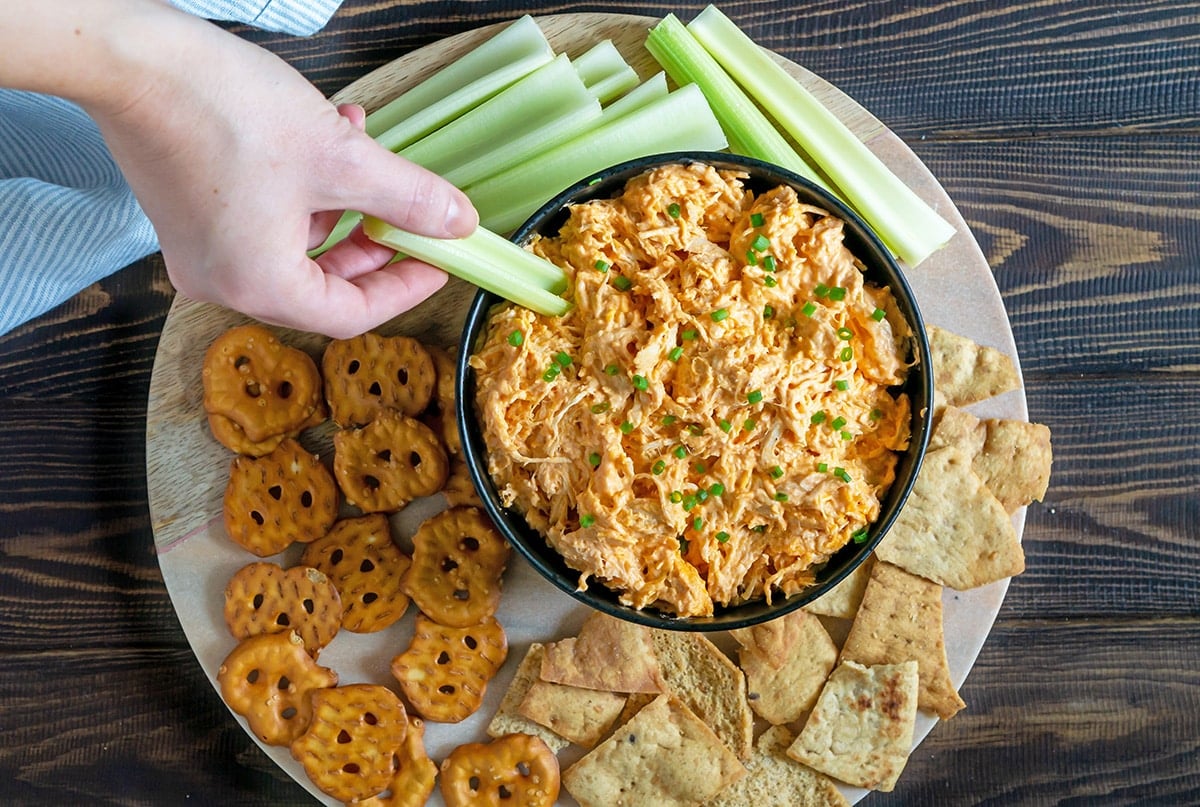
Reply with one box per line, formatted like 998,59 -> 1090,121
1,1 -> 1197,805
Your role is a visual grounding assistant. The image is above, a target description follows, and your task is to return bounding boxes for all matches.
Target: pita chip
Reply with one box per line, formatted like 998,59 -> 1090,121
839,561 -> 965,720
517,678 -> 627,748
732,609 -> 839,725
540,611 -> 664,693
707,725 -> 849,807
931,405 -> 1052,513
804,556 -> 875,620
787,660 -> 918,792
563,694 -> 746,807
875,446 -> 1025,589
927,324 -> 1020,406
486,643 -> 569,752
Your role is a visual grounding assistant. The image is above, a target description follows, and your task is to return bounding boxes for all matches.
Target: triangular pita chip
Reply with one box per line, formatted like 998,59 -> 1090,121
875,446 -> 1024,589
931,405 -> 1052,512
517,678 -> 626,748
486,642 -> 569,752
540,611 -> 664,693
804,556 -> 875,620
927,324 -> 1020,406
707,725 -> 849,807
563,694 -> 746,807
733,610 -> 839,725
839,561 -> 965,720
787,660 -> 918,792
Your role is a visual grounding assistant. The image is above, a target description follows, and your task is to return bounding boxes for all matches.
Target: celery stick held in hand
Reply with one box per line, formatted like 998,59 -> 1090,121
0,0 -> 477,338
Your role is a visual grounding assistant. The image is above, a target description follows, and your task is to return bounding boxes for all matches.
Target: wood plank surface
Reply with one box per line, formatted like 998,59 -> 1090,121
1,1 -> 1197,805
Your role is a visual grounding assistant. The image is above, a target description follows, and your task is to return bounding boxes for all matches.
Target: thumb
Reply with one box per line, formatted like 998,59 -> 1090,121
328,129 -> 478,239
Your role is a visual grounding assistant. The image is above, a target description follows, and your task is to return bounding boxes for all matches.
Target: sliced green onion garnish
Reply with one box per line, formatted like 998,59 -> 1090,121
688,424 -> 704,436
716,530 -> 731,543
763,276 -> 777,287
817,462 -> 828,473
588,452 -> 601,467
669,346 -> 684,362
613,275 -> 633,291
693,516 -> 704,530
670,490 -> 683,503
668,202 -> 682,218
871,307 -> 886,321
697,489 -> 709,503
835,379 -> 849,391
834,467 -> 852,483
682,328 -> 699,341
594,259 -> 610,272
831,416 -> 847,430
837,327 -> 853,341
580,514 -> 596,528
620,421 -> 634,434
709,482 -> 725,496
746,250 -> 759,266
662,415 -> 678,426
841,430 -> 854,440
763,305 -> 774,319
719,418 -> 733,433
632,374 -> 649,391
747,390 -> 763,404
682,495 -> 698,511
693,461 -> 706,474
751,234 -> 770,252
555,351 -> 572,367
840,346 -> 854,362
743,418 -> 757,431
774,491 -> 788,502
673,446 -> 687,459
811,410 -> 827,425
652,459 -> 667,475
711,308 -> 730,322
507,329 -> 524,346
815,283 -> 830,298
750,212 -> 765,227
762,255 -> 776,272
604,363 -> 619,375
870,408 -> 883,421
591,401 -> 611,414
542,366 -> 559,382
828,286 -> 847,302
769,465 -> 784,479
852,527 -> 869,543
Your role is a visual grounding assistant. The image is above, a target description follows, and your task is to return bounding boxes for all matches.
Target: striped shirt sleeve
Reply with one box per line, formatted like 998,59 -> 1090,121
168,0 -> 343,36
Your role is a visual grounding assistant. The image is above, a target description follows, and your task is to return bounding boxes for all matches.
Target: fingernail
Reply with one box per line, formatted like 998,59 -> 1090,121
445,192 -> 479,237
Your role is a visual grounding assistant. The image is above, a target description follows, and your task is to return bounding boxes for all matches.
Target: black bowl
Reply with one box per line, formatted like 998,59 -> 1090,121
456,152 -> 933,631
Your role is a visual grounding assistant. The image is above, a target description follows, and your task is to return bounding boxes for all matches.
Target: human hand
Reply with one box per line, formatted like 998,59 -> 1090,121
82,3 -> 477,338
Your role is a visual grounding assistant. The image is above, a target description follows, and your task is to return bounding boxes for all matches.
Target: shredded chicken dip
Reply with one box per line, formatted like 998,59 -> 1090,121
472,163 -> 913,618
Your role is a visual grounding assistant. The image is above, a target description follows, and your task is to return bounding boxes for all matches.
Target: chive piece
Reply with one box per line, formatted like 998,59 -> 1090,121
620,420 -> 634,435
682,495 -> 697,511
871,307 -> 887,321
764,276 -> 778,287
852,527 -> 870,543
801,301 -> 817,318
751,233 -> 770,252
841,430 -> 854,440
697,489 -> 709,502
829,286 -> 847,301
632,374 -> 649,391
762,255 -> 776,272
588,452 -> 601,467
662,415 -> 678,426
815,283 -> 830,298
542,367 -> 559,382
604,363 -> 619,375
834,467 -> 852,483
669,490 -> 683,503
693,461 -> 706,474
837,327 -> 853,341
679,537 -> 689,554
870,408 -> 883,421
831,416 -> 847,430
817,462 -> 828,473
835,379 -> 849,391
652,459 -> 666,475
668,202 -> 682,218
750,212 -> 765,227
688,424 -> 704,436
709,482 -> 725,496
711,308 -> 730,322
719,418 -> 733,433
507,329 -> 524,347
811,410 -> 827,425
590,401 -> 611,414
769,465 -> 784,479
673,446 -> 687,459
693,516 -> 704,531
840,346 -> 854,361
555,351 -> 572,367
580,514 -> 596,528
613,275 -> 633,291
747,390 -> 764,404
594,259 -> 610,273
743,418 -> 757,431
774,491 -> 789,502
682,328 -> 698,341
752,525 -> 767,533
763,305 -> 774,319
669,346 -> 684,362
746,249 -> 759,266
716,530 -> 731,543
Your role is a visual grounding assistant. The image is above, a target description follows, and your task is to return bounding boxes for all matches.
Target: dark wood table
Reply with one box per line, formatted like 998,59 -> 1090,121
2,1 -> 1197,804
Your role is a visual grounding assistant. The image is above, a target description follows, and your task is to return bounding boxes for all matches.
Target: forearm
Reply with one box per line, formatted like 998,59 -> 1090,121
0,0 -> 198,115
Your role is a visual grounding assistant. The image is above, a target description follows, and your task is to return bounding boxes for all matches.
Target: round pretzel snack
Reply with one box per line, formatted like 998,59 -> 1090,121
390,613 -> 508,723
440,733 -> 561,807
223,438 -> 339,556
420,343 -> 461,455
207,398 -> 327,457
222,562 -> 342,655
290,683 -> 409,803
332,410 -> 448,513
216,630 -> 338,746
403,506 -> 510,628
352,715 -> 438,807
322,332 -> 436,428
300,514 -> 412,633
202,324 -> 323,443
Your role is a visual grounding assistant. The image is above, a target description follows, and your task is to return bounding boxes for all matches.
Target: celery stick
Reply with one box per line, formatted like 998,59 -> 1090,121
399,55 -> 595,178
365,16 -> 553,137
597,71 -> 668,121
308,210 -> 362,258
571,40 -> 640,104
645,14 -> 826,189
464,83 -> 729,235
374,48 -> 554,153
361,218 -> 571,316
687,5 -> 956,266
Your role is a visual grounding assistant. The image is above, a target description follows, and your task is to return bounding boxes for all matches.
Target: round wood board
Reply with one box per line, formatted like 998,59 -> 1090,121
146,13 -> 1027,805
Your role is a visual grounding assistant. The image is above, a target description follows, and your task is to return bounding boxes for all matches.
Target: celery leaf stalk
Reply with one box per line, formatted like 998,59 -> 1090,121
463,83 -> 729,235
365,16 -> 553,138
572,40 -> 641,104
645,14 -> 826,189
599,71 -> 669,120
361,219 -> 571,316
687,5 -> 956,266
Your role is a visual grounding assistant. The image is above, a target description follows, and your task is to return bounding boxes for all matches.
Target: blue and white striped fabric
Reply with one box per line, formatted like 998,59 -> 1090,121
0,0 -> 342,335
